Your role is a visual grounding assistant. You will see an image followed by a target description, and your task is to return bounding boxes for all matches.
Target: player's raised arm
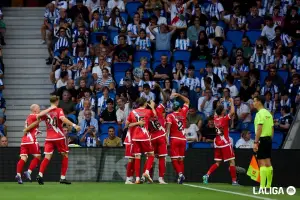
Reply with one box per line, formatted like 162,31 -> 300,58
156,83 -> 167,104
148,100 -> 157,117
60,116 -> 81,132
23,120 -> 41,135
172,93 -> 190,105
37,105 -> 57,120
228,98 -> 235,118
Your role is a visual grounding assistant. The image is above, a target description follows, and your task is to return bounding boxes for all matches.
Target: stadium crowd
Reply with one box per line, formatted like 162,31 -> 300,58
23,0 -> 300,148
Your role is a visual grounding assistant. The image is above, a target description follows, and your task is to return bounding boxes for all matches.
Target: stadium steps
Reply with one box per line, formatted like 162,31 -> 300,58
2,7 -> 51,147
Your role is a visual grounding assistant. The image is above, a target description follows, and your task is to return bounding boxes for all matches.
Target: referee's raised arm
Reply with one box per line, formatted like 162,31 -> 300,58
253,95 -> 274,189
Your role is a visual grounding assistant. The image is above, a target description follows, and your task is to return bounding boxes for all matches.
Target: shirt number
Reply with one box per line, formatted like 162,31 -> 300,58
46,116 -> 58,128
177,121 -> 183,131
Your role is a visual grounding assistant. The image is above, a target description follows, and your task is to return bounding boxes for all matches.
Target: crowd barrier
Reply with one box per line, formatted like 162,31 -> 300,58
0,148 -> 299,187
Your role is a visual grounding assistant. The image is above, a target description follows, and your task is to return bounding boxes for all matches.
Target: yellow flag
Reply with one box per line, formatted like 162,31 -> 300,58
247,155 -> 260,183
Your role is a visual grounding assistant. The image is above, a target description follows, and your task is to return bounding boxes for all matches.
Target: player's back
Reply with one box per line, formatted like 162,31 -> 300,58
166,111 -> 187,140
41,108 -> 65,140
148,104 -> 166,139
214,114 -> 230,139
22,114 -> 39,144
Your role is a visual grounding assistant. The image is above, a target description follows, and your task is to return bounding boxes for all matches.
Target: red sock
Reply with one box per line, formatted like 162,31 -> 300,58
178,160 -> 184,174
135,158 -> 141,178
17,159 -> 25,174
145,155 -> 154,172
131,159 -> 135,176
172,159 -> 181,174
28,157 -> 40,172
229,166 -> 237,182
61,156 -> 68,177
159,157 -> 166,178
39,158 -> 50,174
126,160 -> 134,177
207,163 -> 219,176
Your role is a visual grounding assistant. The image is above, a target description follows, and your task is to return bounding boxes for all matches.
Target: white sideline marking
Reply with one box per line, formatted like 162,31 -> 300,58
183,184 -> 277,200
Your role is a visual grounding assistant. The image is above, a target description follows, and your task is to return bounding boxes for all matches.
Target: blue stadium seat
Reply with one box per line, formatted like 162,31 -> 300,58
274,112 -> 281,120
260,70 -> 269,85
114,71 -> 124,85
173,50 -> 191,62
222,40 -> 233,56
134,51 -> 152,62
152,61 -> 161,69
67,114 -> 77,124
278,70 -> 288,83
173,80 -> 179,92
245,30 -> 262,45
100,133 -> 108,145
229,131 -> 241,145
91,32 -> 108,44
248,123 -> 255,132
100,123 -> 119,135
191,142 -> 213,148
113,62 -> 132,73
272,132 -> 284,149
192,60 -> 207,71
120,12 -> 128,22
126,1 -> 142,17
153,50 -> 172,61
226,30 -> 244,48
108,30 -> 118,43
234,79 -> 241,90
194,71 -> 203,80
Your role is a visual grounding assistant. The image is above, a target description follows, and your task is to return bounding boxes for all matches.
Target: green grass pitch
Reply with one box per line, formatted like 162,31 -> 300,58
0,182 -> 299,200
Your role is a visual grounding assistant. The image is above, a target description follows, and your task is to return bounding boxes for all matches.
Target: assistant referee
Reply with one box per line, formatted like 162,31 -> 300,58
253,95 -> 274,189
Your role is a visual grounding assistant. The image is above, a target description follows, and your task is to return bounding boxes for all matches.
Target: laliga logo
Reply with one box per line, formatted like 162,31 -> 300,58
253,186 -> 296,195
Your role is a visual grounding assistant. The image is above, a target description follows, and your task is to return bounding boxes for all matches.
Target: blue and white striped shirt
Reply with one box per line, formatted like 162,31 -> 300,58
73,57 -> 92,69
90,19 -> 106,32
280,33 -> 292,47
180,76 -> 200,91
135,37 -> 151,50
250,53 -> 270,70
261,85 -> 279,99
108,17 -> 126,29
291,56 -> 300,70
206,26 -> 215,37
213,66 -> 228,82
175,38 -> 190,50
44,8 -> 60,24
127,23 -> 146,40
269,55 -> 287,69
231,65 -> 249,74
113,35 -> 132,45
54,37 -> 69,52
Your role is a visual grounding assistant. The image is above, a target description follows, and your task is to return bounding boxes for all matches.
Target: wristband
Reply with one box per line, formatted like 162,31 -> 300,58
254,141 -> 259,144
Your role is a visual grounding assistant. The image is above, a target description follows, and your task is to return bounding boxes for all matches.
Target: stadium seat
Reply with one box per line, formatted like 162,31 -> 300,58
153,50 -> 172,62
91,32 -> 108,44
272,132 -> 284,149
113,62 -> 132,73
194,71 -> 203,80
173,80 -> 179,91
100,123 -> 119,135
245,30 -> 262,45
108,30 -> 118,43
67,114 -> 77,124
259,70 -> 269,85
114,71 -> 124,85
222,40 -> 233,56
134,51 -> 152,62
229,131 -> 241,145
125,1 -> 142,17
226,30 -> 244,48
277,70 -> 288,83
152,61 -> 161,69
100,133 -> 108,145
191,142 -> 213,148
274,112 -> 281,120
234,79 -> 241,90
173,50 -> 191,62
120,12 -> 128,22
191,60 -> 207,71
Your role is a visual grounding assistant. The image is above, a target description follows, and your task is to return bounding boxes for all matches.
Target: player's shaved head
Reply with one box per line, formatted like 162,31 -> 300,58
30,104 -> 40,113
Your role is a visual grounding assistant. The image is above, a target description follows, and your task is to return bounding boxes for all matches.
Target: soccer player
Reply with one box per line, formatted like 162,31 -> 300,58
253,95 -> 274,189
124,128 -> 135,184
202,97 -> 239,185
166,93 -> 190,184
24,96 -> 81,185
126,97 -> 157,184
15,104 -> 50,184
148,84 -> 168,184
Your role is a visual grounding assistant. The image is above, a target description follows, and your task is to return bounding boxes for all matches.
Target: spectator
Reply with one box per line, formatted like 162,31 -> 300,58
140,84 -> 155,101
269,47 -> 287,70
235,130 -> 254,149
85,0 -> 101,12
185,123 -> 200,143
73,45 -> 91,70
272,6 -> 285,27
284,6 -> 300,38
288,74 -> 300,107
180,65 -> 201,93
172,60 -> 185,82
90,10 -> 105,32
51,47 -> 72,81
246,6 -> 264,30
275,106 -> 293,135
275,26 -> 293,48
92,56 -> 111,81
127,13 -> 146,41
113,35 -> 134,63
205,0 -> 224,20
58,91 -> 76,116
198,88 -> 216,117
107,0 -> 125,12
116,77 -> 139,101
76,79 -> 88,99
234,96 -> 251,128
56,71 -> 69,89
260,76 -> 279,102
250,44 -> 270,70
241,36 -> 253,60
149,24 -> 176,51
264,91 -> 276,115
154,55 -> 173,81
78,88 -> 96,110
108,7 -> 126,30
98,86 -> 112,115
187,17 -> 205,46
113,28 -> 132,46
231,55 -> 249,79
261,16 -> 277,42
135,29 -> 151,51
187,107 -> 202,131
220,88 -> 232,113
225,75 -> 239,98
116,97 -> 130,125
75,69 -> 94,90
100,98 -> 117,123
280,90 -> 292,110
79,110 -> 99,146
56,79 -> 77,101
152,6 -> 167,25
200,63 -> 222,93
201,115 -> 216,142
103,126 -> 122,147
133,57 -> 152,83
138,70 -> 155,91
255,0 -> 266,17
239,77 -> 256,102
212,56 -> 228,83
175,30 -> 191,51
41,2 -> 59,44
224,5 -> 246,30
96,68 -> 115,91
54,61 -> 72,83
268,67 -> 285,91
78,100 -> 96,124
69,0 -> 90,23
0,136 -> 8,147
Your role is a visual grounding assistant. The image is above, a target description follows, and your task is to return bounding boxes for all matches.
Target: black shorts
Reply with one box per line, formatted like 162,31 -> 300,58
257,136 -> 272,159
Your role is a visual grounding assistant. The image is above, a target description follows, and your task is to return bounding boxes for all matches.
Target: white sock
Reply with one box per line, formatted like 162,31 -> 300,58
159,177 -> 164,181
145,170 -> 149,175
38,172 -> 43,177
28,170 -> 32,174
60,175 -> 65,179
17,173 -> 21,177
136,177 -> 140,181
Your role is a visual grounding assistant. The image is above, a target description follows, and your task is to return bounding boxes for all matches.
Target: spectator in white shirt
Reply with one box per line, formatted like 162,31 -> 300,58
107,0 -> 125,12
140,84 -> 155,101
92,56 -> 111,81
56,71 -> 69,89
261,16 -> 277,42
225,75 -> 239,98
116,97 -> 130,126
234,96 -> 251,125
198,88 -> 216,117
205,0 -> 224,20
85,0 -> 100,12
153,6 -> 167,25
235,130 -> 254,149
